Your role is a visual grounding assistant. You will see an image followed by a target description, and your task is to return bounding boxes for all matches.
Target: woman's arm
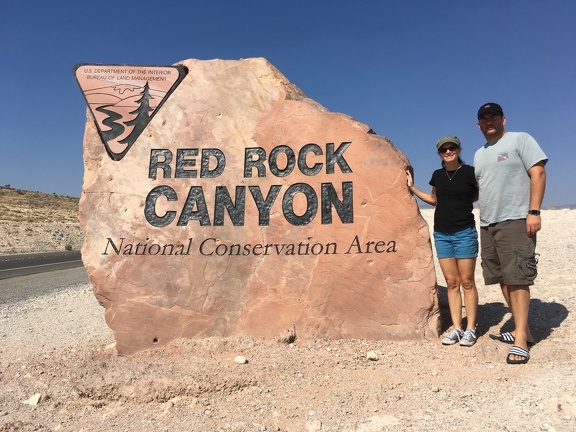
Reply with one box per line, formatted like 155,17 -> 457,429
406,169 -> 437,206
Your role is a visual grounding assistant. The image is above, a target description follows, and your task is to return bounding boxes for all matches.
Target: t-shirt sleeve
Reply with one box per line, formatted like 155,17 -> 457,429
429,171 -> 436,187
517,133 -> 548,169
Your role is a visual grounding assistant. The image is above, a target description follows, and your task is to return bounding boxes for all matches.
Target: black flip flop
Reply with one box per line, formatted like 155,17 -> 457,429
489,332 -> 534,346
506,345 -> 530,365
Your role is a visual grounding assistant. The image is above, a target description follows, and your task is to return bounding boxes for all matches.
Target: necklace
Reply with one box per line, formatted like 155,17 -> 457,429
445,164 -> 462,181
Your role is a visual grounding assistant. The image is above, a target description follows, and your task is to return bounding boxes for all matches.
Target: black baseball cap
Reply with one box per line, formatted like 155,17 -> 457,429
477,102 -> 504,119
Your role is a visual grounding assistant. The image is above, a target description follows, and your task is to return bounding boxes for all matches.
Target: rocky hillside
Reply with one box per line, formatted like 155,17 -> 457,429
0,186 -> 83,254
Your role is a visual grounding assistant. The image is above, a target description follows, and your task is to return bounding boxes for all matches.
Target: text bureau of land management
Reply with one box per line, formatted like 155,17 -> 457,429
101,235 -> 397,257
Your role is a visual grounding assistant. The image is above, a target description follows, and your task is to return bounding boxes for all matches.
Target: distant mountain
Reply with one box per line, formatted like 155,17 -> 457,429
548,204 -> 576,210
0,186 -> 78,223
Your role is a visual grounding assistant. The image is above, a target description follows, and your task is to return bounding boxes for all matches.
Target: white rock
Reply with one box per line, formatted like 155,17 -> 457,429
234,355 -> 248,364
366,351 -> 379,361
22,393 -> 43,406
305,419 -> 322,432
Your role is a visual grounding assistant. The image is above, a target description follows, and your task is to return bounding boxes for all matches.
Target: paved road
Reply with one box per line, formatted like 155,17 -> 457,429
0,267 -> 90,305
0,252 -> 89,305
0,251 -> 83,280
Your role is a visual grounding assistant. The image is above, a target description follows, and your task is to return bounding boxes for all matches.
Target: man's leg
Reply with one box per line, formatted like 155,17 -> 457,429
497,220 -> 537,348
504,284 -> 533,350
507,284 -> 531,363
500,282 -> 510,308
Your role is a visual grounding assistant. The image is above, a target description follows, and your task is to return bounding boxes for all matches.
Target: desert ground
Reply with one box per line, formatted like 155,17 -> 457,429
1,187 -> 575,431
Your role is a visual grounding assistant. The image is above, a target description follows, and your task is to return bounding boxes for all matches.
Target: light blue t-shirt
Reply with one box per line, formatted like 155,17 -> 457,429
474,132 -> 548,226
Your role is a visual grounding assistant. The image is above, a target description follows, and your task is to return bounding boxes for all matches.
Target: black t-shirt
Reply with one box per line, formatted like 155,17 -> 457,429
429,164 -> 477,233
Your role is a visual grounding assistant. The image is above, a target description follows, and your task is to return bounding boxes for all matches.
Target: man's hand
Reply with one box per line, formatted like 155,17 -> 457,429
526,214 -> 541,237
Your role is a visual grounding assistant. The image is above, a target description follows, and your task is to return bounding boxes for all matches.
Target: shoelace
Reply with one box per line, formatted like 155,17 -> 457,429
448,329 -> 463,340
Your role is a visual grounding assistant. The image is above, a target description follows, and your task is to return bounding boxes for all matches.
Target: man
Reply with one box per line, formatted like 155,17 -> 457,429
473,102 -> 547,364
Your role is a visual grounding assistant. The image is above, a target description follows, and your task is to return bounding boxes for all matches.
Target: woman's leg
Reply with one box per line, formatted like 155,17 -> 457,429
438,257 -> 462,329
456,258 -> 478,330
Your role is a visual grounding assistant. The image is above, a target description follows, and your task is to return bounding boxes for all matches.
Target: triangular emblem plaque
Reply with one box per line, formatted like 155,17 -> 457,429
73,64 -> 187,161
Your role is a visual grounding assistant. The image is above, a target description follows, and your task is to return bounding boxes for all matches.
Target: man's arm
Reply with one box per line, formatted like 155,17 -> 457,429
526,161 -> 546,236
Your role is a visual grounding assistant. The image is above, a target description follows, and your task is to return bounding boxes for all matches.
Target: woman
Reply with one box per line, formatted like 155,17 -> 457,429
407,135 -> 479,346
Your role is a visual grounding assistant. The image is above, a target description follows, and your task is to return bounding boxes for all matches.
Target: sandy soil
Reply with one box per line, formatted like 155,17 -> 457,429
1,209 -> 575,432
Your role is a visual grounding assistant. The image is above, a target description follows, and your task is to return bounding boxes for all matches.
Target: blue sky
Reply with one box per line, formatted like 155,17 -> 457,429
1,1 -> 574,207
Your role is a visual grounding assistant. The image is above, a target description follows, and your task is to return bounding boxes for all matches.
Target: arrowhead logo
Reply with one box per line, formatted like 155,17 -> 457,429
73,64 -> 187,161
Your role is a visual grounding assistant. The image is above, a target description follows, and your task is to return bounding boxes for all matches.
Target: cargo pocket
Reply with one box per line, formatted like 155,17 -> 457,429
514,247 -> 538,282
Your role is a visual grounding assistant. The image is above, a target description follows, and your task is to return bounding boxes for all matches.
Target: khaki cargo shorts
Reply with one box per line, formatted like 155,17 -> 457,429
480,219 -> 538,286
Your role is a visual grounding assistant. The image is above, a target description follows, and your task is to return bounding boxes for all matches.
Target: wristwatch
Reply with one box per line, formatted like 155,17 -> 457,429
527,209 -> 541,216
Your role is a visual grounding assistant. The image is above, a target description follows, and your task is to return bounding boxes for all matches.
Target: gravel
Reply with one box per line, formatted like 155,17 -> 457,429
1,210 -> 575,431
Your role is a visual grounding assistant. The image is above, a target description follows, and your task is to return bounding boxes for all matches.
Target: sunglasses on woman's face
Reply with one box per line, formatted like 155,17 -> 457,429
438,145 -> 459,154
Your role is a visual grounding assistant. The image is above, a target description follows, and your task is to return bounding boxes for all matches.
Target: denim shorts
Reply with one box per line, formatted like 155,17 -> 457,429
480,219 -> 538,286
433,226 -> 479,259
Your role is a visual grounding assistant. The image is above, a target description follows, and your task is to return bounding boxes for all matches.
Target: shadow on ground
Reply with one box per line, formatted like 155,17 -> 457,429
437,285 -> 568,344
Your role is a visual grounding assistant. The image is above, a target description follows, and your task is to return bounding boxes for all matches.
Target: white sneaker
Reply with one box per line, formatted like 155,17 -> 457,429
442,328 -> 463,345
460,328 -> 477,347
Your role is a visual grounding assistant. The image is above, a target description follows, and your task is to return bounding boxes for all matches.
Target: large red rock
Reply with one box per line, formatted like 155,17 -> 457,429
79,58 -> 440,354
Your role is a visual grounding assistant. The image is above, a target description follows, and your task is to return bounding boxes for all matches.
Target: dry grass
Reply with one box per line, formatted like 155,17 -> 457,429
0,186 -> 78,223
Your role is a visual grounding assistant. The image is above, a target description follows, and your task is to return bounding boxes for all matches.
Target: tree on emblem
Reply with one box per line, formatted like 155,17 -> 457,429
119,82 -> 154,146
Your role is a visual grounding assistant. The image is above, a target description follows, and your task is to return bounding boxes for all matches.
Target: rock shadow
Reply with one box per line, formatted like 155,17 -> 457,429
436,284 -> 452,332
